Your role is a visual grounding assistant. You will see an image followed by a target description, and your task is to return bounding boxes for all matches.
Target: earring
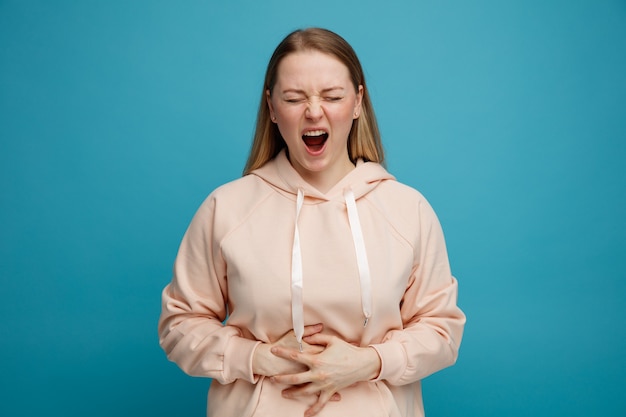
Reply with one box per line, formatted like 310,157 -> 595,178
271,115 -> 277,122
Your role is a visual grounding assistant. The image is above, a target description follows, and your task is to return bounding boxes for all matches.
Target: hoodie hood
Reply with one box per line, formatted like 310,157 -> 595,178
251,150 -> 395,349
251,149 -> 395,202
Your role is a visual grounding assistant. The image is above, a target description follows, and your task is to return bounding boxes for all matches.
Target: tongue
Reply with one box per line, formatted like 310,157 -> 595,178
303,135 -> 326,151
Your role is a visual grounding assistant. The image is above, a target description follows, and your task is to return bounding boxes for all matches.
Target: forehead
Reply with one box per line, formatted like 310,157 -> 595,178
275,50 -> 352,89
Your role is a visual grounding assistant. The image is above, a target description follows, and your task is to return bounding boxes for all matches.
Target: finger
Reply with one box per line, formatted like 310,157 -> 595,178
281,387 -> 341,401
302,323 -> 324,337
280,384 -> 315,398
304,344 -> 324,355
270,346 -> 301,361
304,391 -> 335,417
271,370 -> 311,386
271,346 -> 314,369
302,332 -> 334,346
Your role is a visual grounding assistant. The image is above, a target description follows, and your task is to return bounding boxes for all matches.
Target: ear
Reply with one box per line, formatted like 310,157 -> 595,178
353,85 -> 364,119
266,89 -> 276,123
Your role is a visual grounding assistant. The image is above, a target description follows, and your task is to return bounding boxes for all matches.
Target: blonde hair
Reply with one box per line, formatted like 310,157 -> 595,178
243,28 -> 384,175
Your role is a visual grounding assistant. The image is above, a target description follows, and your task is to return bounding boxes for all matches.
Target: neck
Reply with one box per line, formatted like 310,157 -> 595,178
297,159 -> 356,194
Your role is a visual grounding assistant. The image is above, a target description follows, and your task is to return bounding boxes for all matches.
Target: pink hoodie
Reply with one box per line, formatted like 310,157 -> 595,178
159,150 -> 465,417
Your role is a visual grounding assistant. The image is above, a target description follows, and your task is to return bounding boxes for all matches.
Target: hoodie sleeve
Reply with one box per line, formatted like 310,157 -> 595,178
158,194 -> 261,384
370,197 -> 465,385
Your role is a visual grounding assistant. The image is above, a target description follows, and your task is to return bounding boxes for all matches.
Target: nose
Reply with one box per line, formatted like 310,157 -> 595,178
305,98 -> 323,120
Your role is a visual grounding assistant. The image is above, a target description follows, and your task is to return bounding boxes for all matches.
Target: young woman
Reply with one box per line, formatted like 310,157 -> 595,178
159,28 -> 465,417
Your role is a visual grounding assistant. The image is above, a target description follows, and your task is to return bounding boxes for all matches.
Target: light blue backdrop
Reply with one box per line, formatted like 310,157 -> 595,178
1,1 -> 624,416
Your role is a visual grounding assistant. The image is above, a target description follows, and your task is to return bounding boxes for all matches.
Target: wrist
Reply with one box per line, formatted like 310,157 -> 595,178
252,343 -> 271,376
363,347 -> 382,380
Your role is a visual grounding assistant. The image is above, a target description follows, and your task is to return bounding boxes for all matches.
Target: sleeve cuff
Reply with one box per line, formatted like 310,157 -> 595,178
369,340 -> 407,383
223,336 -> 262,384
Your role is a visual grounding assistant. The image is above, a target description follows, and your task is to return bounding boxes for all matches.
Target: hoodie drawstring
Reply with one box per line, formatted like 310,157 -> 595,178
291,189 -> 305,351
290,188 -> 373,351
344,188 -> 373,327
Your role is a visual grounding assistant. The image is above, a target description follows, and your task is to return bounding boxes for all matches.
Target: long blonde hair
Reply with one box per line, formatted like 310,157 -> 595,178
243,28 -> 384,175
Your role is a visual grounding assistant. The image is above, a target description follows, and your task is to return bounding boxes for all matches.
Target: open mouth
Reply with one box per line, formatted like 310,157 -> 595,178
302,130 -> 329,153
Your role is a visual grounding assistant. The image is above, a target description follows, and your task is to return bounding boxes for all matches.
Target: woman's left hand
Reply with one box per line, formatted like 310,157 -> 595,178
270,332 -> 382,417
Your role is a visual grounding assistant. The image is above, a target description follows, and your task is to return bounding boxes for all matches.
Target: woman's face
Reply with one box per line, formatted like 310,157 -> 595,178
267,50 -> 363,188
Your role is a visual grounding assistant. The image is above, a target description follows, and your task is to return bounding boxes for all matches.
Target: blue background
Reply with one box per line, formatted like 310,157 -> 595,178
1,1 -> 624,416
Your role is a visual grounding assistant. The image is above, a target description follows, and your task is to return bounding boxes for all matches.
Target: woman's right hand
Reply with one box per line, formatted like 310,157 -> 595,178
252,323 -> 324,377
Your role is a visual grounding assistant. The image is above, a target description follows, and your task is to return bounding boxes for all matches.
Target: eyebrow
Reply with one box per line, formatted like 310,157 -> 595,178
281,87 -> 345,95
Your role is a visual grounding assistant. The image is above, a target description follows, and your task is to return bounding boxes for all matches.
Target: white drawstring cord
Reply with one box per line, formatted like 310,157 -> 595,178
291,188 -> 373,353
344,188 -> 373,327
291,189 -> 305,351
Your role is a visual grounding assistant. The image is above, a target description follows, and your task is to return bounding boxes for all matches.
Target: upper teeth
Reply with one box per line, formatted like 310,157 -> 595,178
303,130 -> 326,136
